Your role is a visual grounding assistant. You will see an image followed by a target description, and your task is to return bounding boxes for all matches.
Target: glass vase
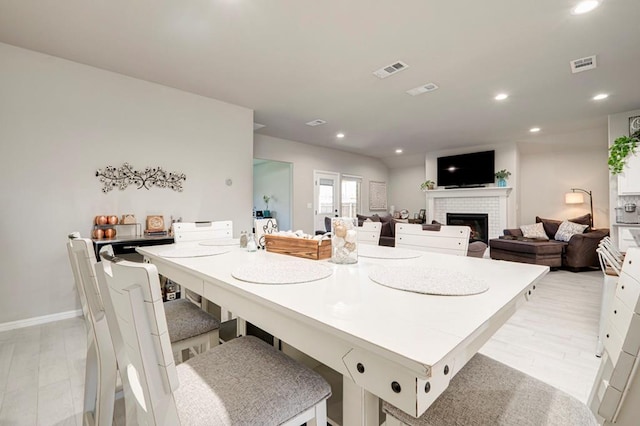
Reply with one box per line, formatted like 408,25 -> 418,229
497,178 -> 507,187
331,217 -> 358,264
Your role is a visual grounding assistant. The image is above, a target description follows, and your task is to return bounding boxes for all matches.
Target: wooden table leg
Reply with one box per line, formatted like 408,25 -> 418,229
343,376 -> 379,426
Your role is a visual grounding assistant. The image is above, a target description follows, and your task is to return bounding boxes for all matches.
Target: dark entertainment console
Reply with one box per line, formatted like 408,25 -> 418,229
92,235 -> 174,262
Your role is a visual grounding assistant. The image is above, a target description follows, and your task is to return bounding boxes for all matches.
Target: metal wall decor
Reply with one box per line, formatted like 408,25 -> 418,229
96,163 -> 186,193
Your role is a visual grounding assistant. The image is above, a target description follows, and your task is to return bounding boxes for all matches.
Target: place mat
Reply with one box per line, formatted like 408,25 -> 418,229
369,265 -> 489,296
232,260 -> 333,284
358,245 -> 422,259
158,246 -> 230,258
199,238 -> 240,246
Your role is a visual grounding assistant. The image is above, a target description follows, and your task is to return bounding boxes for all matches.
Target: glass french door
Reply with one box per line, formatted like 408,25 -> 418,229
314,171 -> 340,232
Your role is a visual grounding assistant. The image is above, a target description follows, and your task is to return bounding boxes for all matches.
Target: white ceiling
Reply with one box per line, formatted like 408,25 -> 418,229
1,0 -> 639,167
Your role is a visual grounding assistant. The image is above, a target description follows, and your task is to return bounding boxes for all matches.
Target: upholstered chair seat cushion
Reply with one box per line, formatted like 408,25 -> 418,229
175,336 -> 332,425
383,353 -> 596,426
165,298 -> 220,343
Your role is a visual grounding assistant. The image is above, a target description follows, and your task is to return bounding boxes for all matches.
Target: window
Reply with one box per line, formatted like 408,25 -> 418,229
341,175 -> 362,218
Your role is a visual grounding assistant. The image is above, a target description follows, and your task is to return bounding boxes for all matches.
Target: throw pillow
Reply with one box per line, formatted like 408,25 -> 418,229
520,223 -> 548,240
536,214 -> 592,238
554,220 -> 589,242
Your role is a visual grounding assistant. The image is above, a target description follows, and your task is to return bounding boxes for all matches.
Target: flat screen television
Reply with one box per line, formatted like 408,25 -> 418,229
437,150 -> 495,188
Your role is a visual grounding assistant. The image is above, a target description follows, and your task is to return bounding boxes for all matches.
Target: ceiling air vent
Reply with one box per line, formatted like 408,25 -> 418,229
406,82 -> 440,96
570,55 -> 597,73
305,119 -> 327,126
373,61 -> 409,79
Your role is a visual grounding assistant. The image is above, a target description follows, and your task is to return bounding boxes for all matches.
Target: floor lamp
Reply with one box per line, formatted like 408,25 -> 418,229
565,188 -> 594,228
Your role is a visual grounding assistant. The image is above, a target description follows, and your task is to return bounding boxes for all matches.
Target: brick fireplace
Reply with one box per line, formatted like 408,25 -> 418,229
426,187 -> 512,241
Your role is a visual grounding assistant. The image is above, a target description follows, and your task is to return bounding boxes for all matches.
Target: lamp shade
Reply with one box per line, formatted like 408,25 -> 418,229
565,192 -> 585,204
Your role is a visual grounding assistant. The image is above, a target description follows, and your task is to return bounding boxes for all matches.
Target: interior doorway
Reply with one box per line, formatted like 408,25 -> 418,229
253,159 -> 293,231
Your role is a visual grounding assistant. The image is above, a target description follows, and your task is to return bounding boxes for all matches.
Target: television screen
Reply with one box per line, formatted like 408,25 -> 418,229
437,150 -> 495,188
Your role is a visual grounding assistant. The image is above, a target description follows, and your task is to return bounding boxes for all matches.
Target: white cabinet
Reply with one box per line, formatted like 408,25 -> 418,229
618,152 -> 640,195
618,226 -> 640,252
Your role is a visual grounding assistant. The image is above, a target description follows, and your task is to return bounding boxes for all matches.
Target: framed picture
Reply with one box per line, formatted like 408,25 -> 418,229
630,116 -> 640,136
369,181 -> 388,211
419,209 -> 426,222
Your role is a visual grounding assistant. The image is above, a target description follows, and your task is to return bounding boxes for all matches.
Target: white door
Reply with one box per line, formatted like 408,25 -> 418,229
314,171 -> 340,232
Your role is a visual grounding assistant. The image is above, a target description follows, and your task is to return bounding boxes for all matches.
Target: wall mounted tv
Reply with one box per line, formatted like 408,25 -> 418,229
437,150 -> 495,188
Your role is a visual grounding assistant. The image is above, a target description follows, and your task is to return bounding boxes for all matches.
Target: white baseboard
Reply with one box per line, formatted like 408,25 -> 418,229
0,309 -> 83,333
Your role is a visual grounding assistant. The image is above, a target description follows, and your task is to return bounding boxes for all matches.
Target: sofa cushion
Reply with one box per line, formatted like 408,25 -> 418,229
555,221 -> 589,242
536,214 -> 591,239
520,223 -> 548,240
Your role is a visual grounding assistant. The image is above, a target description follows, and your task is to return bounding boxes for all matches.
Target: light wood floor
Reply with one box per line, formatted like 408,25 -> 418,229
0,269 -> 603,425
480,269 -> 602,403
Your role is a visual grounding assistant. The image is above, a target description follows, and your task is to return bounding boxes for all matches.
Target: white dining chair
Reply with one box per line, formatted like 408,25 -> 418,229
67,236 -> 118,426
99,244 -> 221,363
384,248 -> 640,426
395,223 -> 470,256
357,221 -> 382,245
595,241 -> 624,357
172,220 -> 235,321
172,220 -> 233,242
601,236 -> 625,264
98,252 -> 331,425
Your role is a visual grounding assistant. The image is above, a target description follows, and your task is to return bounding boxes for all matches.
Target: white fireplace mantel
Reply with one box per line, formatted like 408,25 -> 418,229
426,187 -> 512,199
426,187 -> 512,240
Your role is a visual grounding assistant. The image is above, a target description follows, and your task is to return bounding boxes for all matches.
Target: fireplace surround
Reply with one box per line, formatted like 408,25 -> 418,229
426,187 -> 512,241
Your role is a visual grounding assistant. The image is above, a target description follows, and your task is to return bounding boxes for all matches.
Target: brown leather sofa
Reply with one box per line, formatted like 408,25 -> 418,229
357,214 -> 396,246
499,214 -> 608,271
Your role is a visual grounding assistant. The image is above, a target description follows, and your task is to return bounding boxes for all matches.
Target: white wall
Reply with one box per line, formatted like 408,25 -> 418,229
518,127 -> 609,228
0,43 -> 254,325
425,144 -> 519,228
254,135 -> 389,233
388,165 -> 427,218
253,160 -> 292,230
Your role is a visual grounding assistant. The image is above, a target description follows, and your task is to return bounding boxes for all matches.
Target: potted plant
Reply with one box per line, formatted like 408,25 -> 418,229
420,180 -> 436,191
494,169 -> 511,187
609,131 -> 640,175
263,195 -> 272,217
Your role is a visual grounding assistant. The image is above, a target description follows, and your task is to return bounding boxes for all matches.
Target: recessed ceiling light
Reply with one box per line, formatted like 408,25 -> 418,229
336,133 -> 345,138
593,93 -> 609,100
395,149 -> 403,154
530,127 -> 541,133
494,93 -> 509,101
572,1 -> 599,15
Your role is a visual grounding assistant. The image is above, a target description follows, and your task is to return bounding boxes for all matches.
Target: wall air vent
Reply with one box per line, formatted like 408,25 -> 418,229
406,82 -> 440,96
305,119 -> 327,126
373,61 -> 409,79
570,55 -> 597,73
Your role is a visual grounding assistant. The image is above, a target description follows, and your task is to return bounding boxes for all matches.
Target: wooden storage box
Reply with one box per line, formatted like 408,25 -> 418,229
264,234 -> 331,260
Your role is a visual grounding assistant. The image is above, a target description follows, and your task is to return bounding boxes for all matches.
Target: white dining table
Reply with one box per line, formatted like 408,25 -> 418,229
137,243 -> 548,425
